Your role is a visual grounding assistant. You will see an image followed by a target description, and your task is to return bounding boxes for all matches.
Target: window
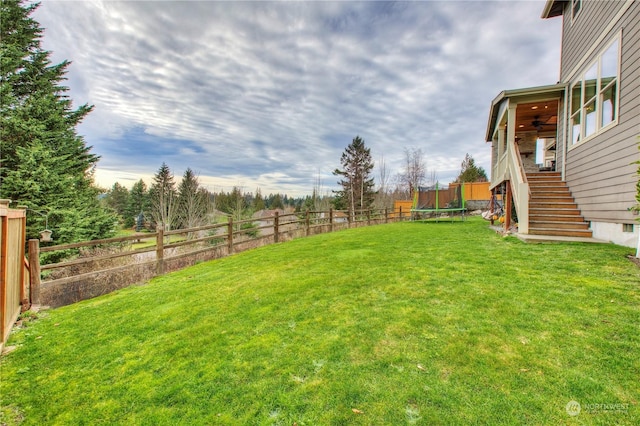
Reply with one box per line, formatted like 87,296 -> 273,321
622,223 -> 634,233
571,0 -> 582,20
569,37 -> 620,146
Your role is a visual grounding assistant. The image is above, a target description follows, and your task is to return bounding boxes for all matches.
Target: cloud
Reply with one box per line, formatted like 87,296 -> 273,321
34,0 -> 561,196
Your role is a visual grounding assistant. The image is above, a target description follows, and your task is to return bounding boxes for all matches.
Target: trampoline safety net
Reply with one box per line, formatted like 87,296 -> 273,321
414,184 -> 464,210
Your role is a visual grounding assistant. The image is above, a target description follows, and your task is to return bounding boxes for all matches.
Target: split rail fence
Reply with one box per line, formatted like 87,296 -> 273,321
28,207 -> 409,309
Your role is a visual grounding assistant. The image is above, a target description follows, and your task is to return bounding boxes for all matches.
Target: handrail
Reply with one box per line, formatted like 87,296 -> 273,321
506,139 -> 530,233
512,142 -> 531,195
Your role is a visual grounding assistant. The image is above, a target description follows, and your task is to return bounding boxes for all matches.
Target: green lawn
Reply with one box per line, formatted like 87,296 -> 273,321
1,218 -> 639,425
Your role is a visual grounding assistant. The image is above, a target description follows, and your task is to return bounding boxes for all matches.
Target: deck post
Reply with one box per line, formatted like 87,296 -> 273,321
505,181 -> 512,231
489,189 -> 495,225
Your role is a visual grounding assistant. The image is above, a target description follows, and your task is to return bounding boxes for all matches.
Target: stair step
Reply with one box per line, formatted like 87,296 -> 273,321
530,190 -> 571,197
529,214 -> 586,222
534,202 -> 578,210
527,176 -> 562,182
530,210 -> 582,218
529,228 -> 593,238
527,172 -> 561,177
531,197 -> 574,203
529,221 -> 590,230
528,181 -> 567,187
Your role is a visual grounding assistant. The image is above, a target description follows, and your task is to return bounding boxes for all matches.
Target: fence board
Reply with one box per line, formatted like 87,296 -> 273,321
0,201 -> 27,350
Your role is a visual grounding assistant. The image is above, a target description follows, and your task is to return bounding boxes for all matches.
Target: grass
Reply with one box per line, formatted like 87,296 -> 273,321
1,217 -> 639,425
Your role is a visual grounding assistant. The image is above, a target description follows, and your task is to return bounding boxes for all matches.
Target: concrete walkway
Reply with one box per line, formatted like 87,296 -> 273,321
488,225 -> 609,244
515,233 -> 609,244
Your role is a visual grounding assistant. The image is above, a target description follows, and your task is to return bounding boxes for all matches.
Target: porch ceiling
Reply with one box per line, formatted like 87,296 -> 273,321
515,99 -> 559,134
485,83 -> 565,142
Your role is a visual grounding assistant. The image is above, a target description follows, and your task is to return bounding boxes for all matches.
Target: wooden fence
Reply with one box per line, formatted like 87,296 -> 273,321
0,200 -> 28,350
28,207 -> 410,309
393,182 -> 491,214
449,181 -> 491,202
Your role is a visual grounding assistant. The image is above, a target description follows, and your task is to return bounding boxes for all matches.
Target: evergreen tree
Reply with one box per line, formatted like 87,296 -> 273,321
176,168 -> 210,230
333,136 -> 376,218
0,0 -> 116,242
456,153 -> 488,183
149,163 -> 177,231
253,188 -> 265,211
228,186 -> 247,230
126,179 -> 150,230
270,193 -> 284,210
104,183 -> 130,225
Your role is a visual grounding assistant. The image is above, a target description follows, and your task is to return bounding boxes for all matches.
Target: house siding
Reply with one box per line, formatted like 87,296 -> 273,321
559,1 -> 622,81
559,0 -> 640,224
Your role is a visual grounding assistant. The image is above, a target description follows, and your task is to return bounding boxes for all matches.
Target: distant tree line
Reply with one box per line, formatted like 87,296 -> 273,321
106,149 -> 489,232
102,162 -> 331,231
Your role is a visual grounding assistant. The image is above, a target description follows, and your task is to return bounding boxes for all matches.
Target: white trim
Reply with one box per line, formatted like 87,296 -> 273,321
561,85 -> 568,180
563,0 -> 634,83
567,33 -> 622,151
570,0 -> 582,25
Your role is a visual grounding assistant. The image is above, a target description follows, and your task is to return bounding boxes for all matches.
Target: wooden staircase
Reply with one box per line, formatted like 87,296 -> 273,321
527,172 -> 593,238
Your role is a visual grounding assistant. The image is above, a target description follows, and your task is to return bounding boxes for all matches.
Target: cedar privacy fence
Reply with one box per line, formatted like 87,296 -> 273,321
0,200 -> 28,350
28,207 -> 411,309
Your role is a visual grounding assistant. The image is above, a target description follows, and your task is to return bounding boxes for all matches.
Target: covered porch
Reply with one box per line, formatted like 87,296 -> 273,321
485,84 -> 565,234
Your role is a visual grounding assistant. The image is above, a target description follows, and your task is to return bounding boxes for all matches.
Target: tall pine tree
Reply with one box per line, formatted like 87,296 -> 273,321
104,183 -> 130,225
0,0 -> 116,242
126,179 -> 150,230
149,163 -> 177,231
455,153 -> 488,183
333,136 -> 376,218
176,168 -> 210,230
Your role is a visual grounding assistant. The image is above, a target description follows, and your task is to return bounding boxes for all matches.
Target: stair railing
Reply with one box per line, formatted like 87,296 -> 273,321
507,140 -> 530,233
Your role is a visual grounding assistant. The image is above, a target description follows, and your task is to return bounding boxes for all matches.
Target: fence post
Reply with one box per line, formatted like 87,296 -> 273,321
367,209 -> 371,226
305,210 -> 310,236
227,217 -> 234,254
274,211 -> 279,243
28,239 -> 41,306
385,208 -> 388,224
399,206 -> 403,221
329,208 -> 334,232
18,206 -> 27,303
156,228 -> 164,275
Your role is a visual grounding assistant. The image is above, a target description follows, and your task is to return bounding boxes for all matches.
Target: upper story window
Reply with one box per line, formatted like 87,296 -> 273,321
570,36 -> 620,146
571,0 -> 582,20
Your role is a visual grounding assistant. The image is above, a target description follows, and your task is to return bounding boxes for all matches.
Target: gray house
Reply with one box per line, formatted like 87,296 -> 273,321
485,0 -> 639,247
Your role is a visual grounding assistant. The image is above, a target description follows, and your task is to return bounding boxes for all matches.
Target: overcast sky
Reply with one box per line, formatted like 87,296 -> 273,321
34,0 -> 562,197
